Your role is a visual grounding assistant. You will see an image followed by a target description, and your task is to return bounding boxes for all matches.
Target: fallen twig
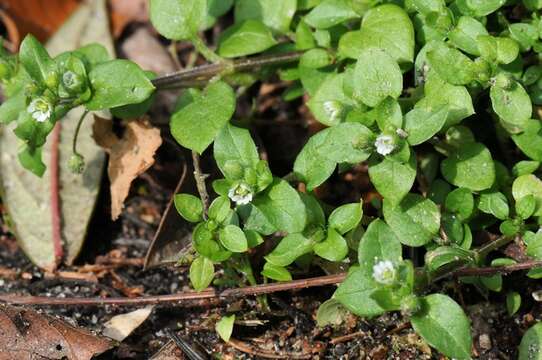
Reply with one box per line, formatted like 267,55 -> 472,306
2,260 -> 541,307
227,338 -> 313,359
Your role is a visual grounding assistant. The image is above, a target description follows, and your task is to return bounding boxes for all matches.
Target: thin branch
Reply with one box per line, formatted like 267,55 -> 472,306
0,273 -> 346,307
453,260 -> 542,277
151,51 -> 303,89
191,151 -> 210,217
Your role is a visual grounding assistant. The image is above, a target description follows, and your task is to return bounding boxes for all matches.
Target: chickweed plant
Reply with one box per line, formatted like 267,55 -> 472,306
3,0 -> 542,357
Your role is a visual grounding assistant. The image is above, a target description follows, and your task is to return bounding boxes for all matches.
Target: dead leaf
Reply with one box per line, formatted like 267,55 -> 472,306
110,0 -> 149,38
0,304 -> 113,359
102,306 -> 154,341
0,0 -> 81,44
121,27 -> 176,74
93,116 -> 162,220
0,0 -> 113,269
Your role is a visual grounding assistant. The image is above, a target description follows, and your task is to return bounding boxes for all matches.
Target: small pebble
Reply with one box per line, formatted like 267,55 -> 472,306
532,290 -> 542,302
479,334 -> 492,350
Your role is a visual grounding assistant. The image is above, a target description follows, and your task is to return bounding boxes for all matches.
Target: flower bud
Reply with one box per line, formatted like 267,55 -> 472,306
68,153 -> 85,174
372,260 -> 397,285
45,70 -> 59,90
228,182 -> 253,206
62,70 -> 86,94
374,134 -> 396,156
401,294 -> 422,316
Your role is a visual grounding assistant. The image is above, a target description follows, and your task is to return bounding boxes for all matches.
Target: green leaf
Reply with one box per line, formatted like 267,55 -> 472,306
218,20 -> 277,58
299,48 -> 332,69
449,16 -> 488,56
445,188 -> 474,221
328,202 -> 363,234
189,256 -> 215,291
358,219 -> 402,269
304,0 -> 359,29
333,267 -> 385,318
265,233 -> 313,266
208,196 -> 231,223
0,90 -> 26,125
512,175 -> 542,217
19,34 -> 54,83
411,294 -> 472,360
215,314 -> 235,342
404,106 -> 448,145
262,262 -> 292,281
357,4 -> 415,66
509,23 -> 538,52
86,60 -> 155,110
425,246 -> 474,273
512,119 -> 542,161
174,194 -> 203,223
516,195 -> 536,220
203,0 -> 234,29
295,20 -> 316,50
490,81 -> 532,132
383,193 -> 441,247
149,0 -> 206,40
213,124 -> 259,180
235,0 -> 296,34
314,228 -> 348,261
415,74 -> 475,128
294,123 -> 374,190
307,73 -> 354,126
337,31 -> 363,59
218,225 -> 248,253
316,298 -> 349,327
441,142 -> 496,191
519,322 -> 542,360
506,291 -> 521,316
455,0 -> 505,17
478,191 -> 509,220
17,146 -> 46,177
300,192 -> 325,226
110,71 -> 156,119
353,48 -> 403,107
250,178 -> 307,234
193,223 -> 232,262
171,81 -> 235,154
426,42 -> 477,85
368,156 -> 417,207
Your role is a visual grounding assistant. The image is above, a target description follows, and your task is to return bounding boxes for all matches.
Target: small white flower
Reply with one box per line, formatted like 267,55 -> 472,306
228,182 -> 253,205
372,260 -> 396,285
27,97 -> 52,123
374,134 -> 395,156
323,100 -> 344,123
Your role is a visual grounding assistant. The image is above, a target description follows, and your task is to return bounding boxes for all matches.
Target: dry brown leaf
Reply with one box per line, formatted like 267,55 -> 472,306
121,27 -> 176,74
0,0 -> 81,44
102,306 -> 154,341
93,116 -> 162,220
0,304 -> 113,359
110,0 -> 149,38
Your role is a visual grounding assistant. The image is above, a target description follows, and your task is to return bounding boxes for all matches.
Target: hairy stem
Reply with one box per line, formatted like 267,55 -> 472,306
191,151 -> 209,218
190,35 -> 222,63
151,51 -> 303,89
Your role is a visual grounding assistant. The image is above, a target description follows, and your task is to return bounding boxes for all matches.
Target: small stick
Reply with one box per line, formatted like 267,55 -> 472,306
50,122 -> 63,268
0,273 -> 346,307
227,338 -> 312,359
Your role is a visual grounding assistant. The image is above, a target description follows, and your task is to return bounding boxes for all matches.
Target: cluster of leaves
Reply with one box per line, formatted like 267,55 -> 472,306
4,0 -> 542,357
0,35 -> 154,176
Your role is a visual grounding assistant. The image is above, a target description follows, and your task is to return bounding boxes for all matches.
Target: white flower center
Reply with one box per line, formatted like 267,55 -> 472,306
372,260 -> 396,285
228,183 -> 253,206
374,134 -> 395,156
27,97 -> 52,123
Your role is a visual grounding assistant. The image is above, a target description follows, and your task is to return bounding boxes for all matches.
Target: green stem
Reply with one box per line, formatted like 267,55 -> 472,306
72,110 -> 89,156
190,35 -> 223,63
